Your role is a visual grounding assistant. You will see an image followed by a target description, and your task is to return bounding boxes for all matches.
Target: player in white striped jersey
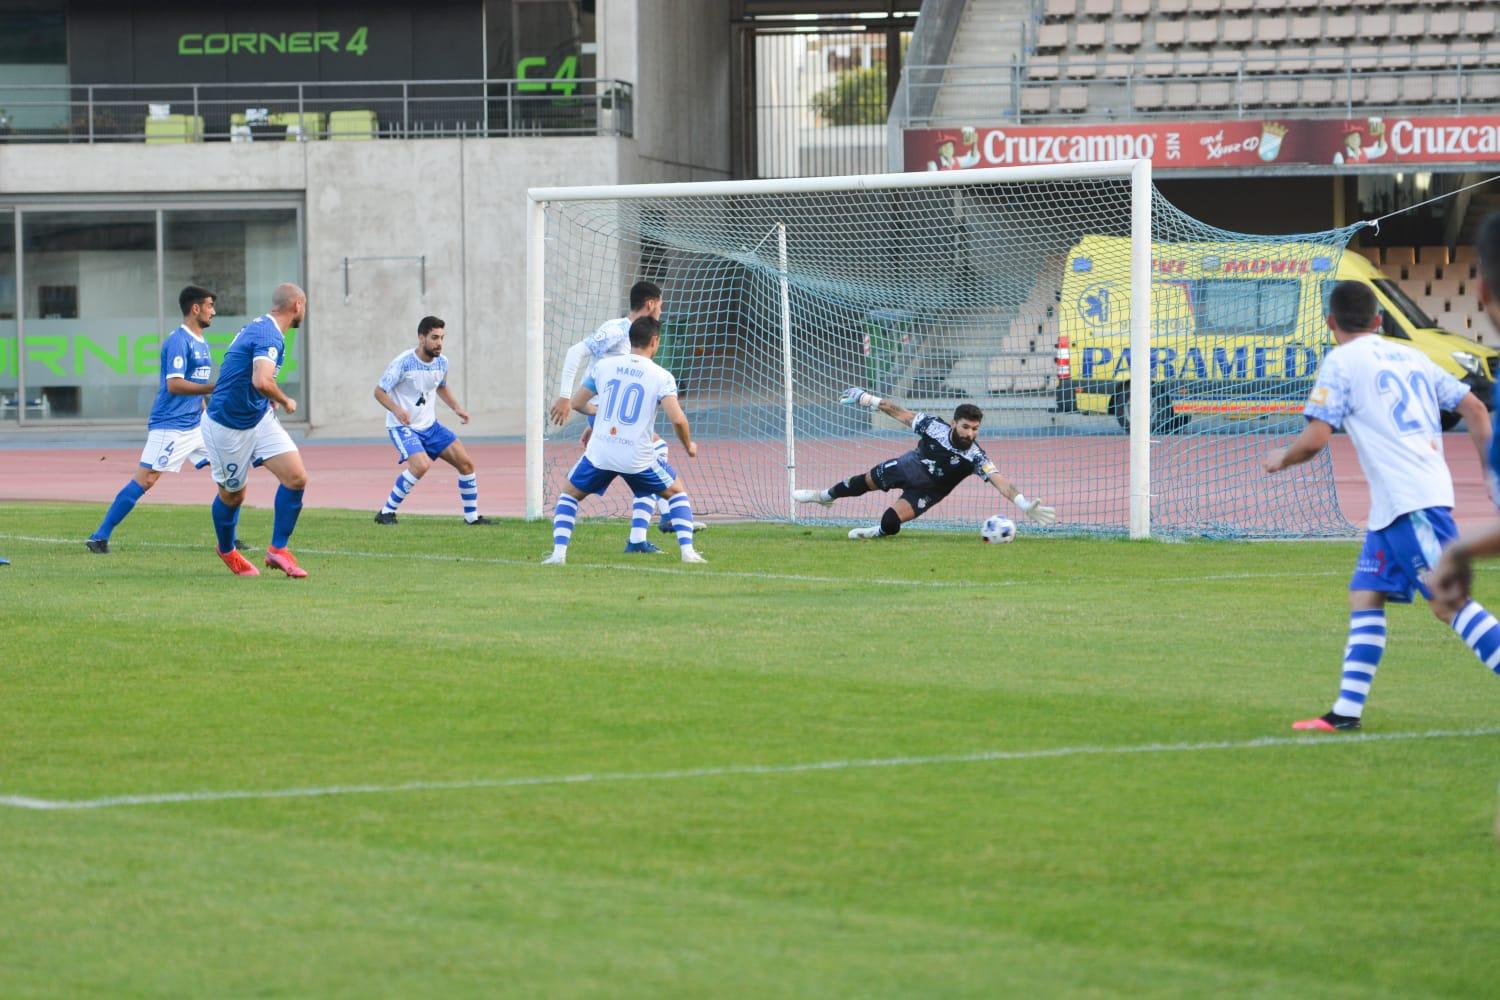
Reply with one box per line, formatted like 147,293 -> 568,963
1263,280 -> 1497,731
543,317 -> 705,564
549,279 -> 701,536
372,316 -> 492,526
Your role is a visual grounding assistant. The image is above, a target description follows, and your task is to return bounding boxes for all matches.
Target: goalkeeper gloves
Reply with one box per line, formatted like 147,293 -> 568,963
841,387 -> 882,410
1013,492 -> 1057,526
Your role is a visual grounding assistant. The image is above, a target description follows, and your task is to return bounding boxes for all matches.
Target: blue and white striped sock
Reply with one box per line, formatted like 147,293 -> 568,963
382,470 -> 420,514
551,494 -> 579,558
668,493 -> 696,552
1452,600 -> 1500,675
629,496 -> 654,544
458,473 -> 479,522
654,440 -> 673,528
1331,609 -> 1386,718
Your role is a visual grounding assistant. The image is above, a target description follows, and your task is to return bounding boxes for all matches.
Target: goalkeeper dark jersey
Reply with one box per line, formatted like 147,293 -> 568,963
874,413 -> 998,502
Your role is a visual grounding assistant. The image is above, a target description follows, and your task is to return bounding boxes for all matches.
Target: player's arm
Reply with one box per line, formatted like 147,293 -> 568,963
570,382 -> 599,417
839,386 -> 914,426
1456,387 -> 1490,469
551,339 -> 593,425
1262,418 -> 1334,473
165,375 -> 214,396
436,384 -> 470,425
980,461 -> 1057,525
252,358 -> 295,414
660,394 -> 697,458
373,386 -> 411,425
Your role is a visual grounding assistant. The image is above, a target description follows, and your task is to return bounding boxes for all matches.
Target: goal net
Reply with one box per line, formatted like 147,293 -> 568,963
527,161 -> 1358,539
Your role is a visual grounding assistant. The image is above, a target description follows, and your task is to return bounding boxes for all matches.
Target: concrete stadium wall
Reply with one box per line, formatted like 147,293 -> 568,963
0,137 -> 630,437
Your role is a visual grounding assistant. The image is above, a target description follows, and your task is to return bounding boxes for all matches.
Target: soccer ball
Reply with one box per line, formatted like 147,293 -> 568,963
981,515 -> 1016,544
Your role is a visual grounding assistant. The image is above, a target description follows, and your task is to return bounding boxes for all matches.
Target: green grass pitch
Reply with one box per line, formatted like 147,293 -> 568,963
2,500 -> 1498,998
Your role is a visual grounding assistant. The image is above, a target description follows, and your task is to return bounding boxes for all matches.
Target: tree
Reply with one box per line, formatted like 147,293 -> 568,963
811,66 -> 887,127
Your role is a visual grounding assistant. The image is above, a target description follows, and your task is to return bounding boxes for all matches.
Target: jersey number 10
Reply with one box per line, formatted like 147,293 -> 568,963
600,379 -> 646,425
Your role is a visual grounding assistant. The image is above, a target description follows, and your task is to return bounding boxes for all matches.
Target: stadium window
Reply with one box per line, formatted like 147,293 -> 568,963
0,1 -> 67,136
1194,279 -> 1301,337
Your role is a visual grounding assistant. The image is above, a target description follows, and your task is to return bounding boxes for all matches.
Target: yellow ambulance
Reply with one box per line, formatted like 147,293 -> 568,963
1053,235 -> 1497,433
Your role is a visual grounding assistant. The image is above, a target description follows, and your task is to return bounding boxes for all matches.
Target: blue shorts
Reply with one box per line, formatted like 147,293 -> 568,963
1350,507 -> 1457,604
568,455 -> 674,498
389,422 -> 457,463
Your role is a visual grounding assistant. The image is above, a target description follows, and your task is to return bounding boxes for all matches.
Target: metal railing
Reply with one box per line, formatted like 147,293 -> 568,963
898,56 -> 1500,126
0,78 -> 634,143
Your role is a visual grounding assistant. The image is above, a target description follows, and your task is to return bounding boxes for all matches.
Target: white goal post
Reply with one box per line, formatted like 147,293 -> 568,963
526,159 -> 1155,537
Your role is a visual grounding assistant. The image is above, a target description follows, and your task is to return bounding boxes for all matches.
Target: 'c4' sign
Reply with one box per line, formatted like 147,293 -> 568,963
178,28 -> 369,56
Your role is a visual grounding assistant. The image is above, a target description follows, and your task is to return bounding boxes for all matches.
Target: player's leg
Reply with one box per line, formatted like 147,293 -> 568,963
435,433 -> 490,525
797,465 -> 883,507
849,498 -> 917,540
545,458 -> 608,564
376,427 -> 430,524
1412,508 -> 1500,678
653,474 -> 705,563
88,464 -> 162,552
255,415 -> 308,578
202,418 -> 260,576
649,439 -> 703,535
626,492 -> 662,553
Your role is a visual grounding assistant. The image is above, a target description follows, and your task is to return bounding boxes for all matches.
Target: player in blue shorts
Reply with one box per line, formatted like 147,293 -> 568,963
1264,280 -> 1497,731
85,286 -> 246,554
543,317 -> 704,564
201,283 -> 310,578
372,316 -> 492,525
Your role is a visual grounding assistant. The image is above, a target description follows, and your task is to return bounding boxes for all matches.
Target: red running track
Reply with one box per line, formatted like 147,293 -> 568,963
0,434 -> 1492,533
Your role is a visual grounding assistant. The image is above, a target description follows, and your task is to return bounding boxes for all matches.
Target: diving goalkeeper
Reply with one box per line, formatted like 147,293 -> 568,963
794,388 -> 1057,539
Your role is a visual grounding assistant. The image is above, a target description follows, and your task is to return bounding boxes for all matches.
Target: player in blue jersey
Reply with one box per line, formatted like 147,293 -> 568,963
372,316 -> 492,525
1264,280 -> 1496,731
543,316 -> 705,564
86,286 -> 245,554
202,282 -> 310,578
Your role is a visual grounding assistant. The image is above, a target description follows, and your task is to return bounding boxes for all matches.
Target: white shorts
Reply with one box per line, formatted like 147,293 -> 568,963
139,424 -> 209,474
202,410 -> 298,492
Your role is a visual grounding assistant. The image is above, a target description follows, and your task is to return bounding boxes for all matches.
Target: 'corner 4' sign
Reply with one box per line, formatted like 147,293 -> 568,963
178,28 -> 369,56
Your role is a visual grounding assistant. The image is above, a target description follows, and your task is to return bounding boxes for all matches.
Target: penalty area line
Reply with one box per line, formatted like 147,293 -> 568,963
3,726 -> 1497,813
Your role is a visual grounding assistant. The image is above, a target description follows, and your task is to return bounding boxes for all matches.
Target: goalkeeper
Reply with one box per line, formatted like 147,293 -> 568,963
794,388 -> 1056,539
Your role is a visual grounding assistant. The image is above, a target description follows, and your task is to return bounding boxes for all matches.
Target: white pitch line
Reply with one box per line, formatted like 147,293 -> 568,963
0,532 -> 1348,590
4,726 -> 1496,813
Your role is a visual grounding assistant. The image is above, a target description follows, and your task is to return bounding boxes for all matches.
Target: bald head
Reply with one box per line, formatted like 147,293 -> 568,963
269,282 -> 307,330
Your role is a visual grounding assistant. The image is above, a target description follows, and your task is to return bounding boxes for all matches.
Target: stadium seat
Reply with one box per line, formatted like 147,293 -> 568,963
1044,0 -> 1076,19
1075,22 -> 1107,48
1286,0 -> 1319,12
1242,47 -> 1279,73
1435,73 -> 1462,101
145,113 -> 202,144
1364,76 -> 1400,104
1021,88 -> 1053,114
1301,77 -> 1334,103
1275,46 -> 1313,72
1265,78 -> 1301,105
1254,17 -> 1289,44
1238,78 -> 1268,105
328,109 -> 378,141
1222,18 -> 1253,45
1176,51 -> 1211,75
1082,0 -> 1115,17
1154,20 -> 1187,47
268,111 -> 326,140
1110,21 -> 1144,48
1412,44 -> 1451,69
1358,12 -> 1392,37
1198,80 -> 1234,106
1384,246 -> 1417,271
1463,10 -> 1497,36
1157,0 -> 1189,15
1256,0 -> 1288,10
1467,73 -> 1500,101
1419,245 -> 1450,269
1289,16 -> 1321,42
1186,18 -> 1220,45
1325,14 -> 1357,40
1064,55 -> 1100,78
1223,0 -> 1255,10
1188,0 -> 1221,12
1120,0 -> 1151,16
1165,81 -> 1198,106
1055,85 -> 1090,111
1347,45 -> 1381,71
1037,24 -> 1069,50
1392,13 -> 1426,39
1028,55 -> 1062,80
1133,82 -> 1166,109
1430,11 -> 1461,39
1401,74 -> 1435,103
1142,55 -> 1178,76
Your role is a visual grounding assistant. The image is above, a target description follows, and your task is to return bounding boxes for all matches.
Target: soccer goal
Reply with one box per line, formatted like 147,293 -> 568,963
527,160 -> 1354,539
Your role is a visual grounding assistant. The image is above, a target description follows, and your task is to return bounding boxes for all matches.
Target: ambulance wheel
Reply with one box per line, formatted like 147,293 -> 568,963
1114,388 -> 1190,435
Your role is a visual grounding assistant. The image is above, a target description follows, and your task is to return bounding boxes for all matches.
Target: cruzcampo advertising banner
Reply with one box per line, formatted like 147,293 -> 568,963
905,115 -> 1500,172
